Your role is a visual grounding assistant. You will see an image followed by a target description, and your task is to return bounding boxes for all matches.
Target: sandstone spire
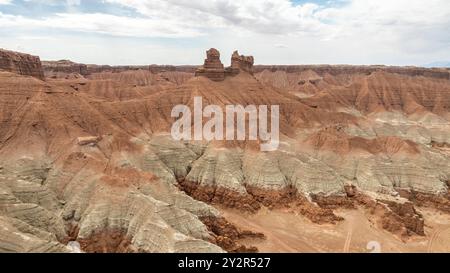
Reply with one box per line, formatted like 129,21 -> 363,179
195,48 -> 255,81
195,48 -> 225,81
229,50 -> 254,75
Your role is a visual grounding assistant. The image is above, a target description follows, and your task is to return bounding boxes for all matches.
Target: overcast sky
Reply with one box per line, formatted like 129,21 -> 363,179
0,0 -> 449,66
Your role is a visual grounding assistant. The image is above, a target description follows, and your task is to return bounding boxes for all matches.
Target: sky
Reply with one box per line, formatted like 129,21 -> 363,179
0,0 -> 449,66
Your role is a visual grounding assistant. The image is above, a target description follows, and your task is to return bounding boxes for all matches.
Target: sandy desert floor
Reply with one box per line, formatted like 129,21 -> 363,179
219,206 -> 450,253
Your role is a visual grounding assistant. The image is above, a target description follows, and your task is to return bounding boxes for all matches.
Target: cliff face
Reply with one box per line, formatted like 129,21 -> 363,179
42,60 -> 88,77
42,61 -> 146,77
148,65 -> 196,74
87,64 -> 149,74
0,49 -> 45,80
254,65 -> 450,80
42,61 -> 197,78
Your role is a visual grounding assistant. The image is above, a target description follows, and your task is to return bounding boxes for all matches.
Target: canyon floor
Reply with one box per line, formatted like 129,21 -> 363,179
219,206 -> 450,253
0,48 -> 449,253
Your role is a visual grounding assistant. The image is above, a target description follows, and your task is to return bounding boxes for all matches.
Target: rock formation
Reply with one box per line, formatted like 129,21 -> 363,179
42,60 -> 88,78
254,65 -> 450,80
228,50 -> 254,75
195,48 -> 226,81
0,49 -> 44,80
77,136 -> 101,146
148,65 -> 196,74
195,48 -> 254,81
42,61 -> 196,80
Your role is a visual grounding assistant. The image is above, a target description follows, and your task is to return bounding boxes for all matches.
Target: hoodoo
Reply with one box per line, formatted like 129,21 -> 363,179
195,48 -> 254,81
228,50 -> 254,75
195,48 -> 226,81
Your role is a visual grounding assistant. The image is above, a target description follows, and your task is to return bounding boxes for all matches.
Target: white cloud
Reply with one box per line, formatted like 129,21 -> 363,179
66,0 -> 81,6
95,0 -> 450,58
103,0 -> 325,34
0,0 -> 449,65
0,12 -> 204,38
23,0 -> 81,6
0,0 -> 12,5
102,0 -> 450,36
3,0 -> 450,42
274,43 -> 288,48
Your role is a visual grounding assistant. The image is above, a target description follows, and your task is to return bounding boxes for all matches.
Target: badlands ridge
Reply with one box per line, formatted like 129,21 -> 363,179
0,48 -> 449,252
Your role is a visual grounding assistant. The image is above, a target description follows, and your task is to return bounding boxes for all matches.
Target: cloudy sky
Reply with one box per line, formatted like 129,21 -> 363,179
0,0 -> 449,66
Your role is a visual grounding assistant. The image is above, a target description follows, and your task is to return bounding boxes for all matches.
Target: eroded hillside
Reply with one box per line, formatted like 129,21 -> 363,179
0,48 -> 449,253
